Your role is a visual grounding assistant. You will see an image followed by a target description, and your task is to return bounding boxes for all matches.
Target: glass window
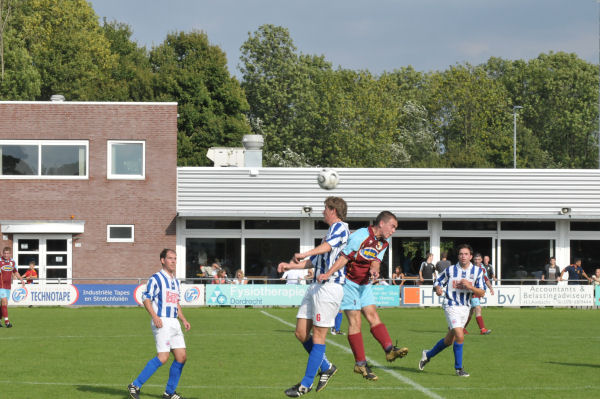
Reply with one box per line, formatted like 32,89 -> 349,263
391,237 -> 430,277
348,220 -> 371,231
41,145 -> 86,176
397,221 -> 428,230
245,238 -> 299,278
185,238 -> 241,279
1,144 -> 38,175
501,221 -> 555,231
108,141 -> 145,179
570,222 -> 600,231
46,239 -> 67,252
107,225 -> 134,242
314,220 -> 329,230
1,141 -> 88,178
501,239 -> 554,283
47,254 -> 67,266
46,269 -> 67,279
18,239 -> 39,252
245,220 -> 299,229
18,254 -> 39,267
570,240 -> 600,276
442,221 -> 497,230
440,237 -> 493,265
186,220 -> 241,229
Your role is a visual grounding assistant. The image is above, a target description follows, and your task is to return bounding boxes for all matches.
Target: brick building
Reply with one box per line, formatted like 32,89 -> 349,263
0,101 -> 177,282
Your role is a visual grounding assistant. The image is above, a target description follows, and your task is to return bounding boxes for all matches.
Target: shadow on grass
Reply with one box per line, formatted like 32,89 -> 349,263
547,361 -> 600,369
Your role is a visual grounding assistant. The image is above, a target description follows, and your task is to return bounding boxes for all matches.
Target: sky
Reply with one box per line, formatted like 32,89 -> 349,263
89,0 -> 600,77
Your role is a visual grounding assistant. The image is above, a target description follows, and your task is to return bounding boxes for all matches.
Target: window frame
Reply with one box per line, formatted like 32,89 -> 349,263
107,140 -> 145,180
107,224 -> 135,243
0,139 -> 89,179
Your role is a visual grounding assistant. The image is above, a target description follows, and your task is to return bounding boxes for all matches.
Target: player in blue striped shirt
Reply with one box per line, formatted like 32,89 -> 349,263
128,249 -> 191,399
418,244 -> 486,377
277,197 -> 349,397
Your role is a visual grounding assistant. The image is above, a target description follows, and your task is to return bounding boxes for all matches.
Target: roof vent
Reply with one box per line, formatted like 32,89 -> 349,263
50,94 -> 65,102
242,135 -> 264,167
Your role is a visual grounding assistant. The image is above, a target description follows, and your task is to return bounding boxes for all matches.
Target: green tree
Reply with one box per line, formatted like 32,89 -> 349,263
151,30 -> 251,166
12,0 -> 116,100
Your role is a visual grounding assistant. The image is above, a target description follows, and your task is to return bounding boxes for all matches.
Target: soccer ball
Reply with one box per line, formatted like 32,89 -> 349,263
317,169 -> 339,190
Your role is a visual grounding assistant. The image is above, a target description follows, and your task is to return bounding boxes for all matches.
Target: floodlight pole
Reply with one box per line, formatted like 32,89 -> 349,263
513,106 -> 523,169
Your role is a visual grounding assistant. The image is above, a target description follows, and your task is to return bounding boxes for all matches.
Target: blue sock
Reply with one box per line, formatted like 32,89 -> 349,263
165,361 -> 185,395
453,342 -> 463,369
334,312 -> 343,331
302,337 -> 331,372
426,338 -> 448,359
301,343 -> 325,388
133,357 -> 162,387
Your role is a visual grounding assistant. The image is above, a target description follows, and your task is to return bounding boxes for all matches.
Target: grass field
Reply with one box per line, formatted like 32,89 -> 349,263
2,306 -> 599,399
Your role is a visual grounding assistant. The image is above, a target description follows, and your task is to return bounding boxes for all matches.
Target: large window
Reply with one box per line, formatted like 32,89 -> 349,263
13,235 -> 71,282
391,237 -> 430,276
570,240 -> 600,275
185,238 -> 241,279
500,239 -> 554,283
0,140 -> 88,178
245,238 -> 299,279
107,141 -> 145,179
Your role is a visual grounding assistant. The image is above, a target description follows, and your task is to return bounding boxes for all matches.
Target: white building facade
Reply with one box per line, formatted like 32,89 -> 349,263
176,167 -> 600,283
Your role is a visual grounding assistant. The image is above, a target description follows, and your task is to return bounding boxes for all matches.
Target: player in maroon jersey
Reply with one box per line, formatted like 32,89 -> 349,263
0,247 -> 26,328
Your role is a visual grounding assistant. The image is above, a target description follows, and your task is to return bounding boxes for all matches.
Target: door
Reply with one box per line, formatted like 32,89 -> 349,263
13,234 -> 72,284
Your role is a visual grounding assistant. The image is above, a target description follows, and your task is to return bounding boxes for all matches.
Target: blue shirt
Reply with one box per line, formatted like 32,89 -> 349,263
434,263 -> 486,307
563,265 -> 586,285
143,269 -> 181,318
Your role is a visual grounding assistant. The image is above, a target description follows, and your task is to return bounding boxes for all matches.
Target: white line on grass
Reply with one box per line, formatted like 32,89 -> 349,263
261,310 -> 444,399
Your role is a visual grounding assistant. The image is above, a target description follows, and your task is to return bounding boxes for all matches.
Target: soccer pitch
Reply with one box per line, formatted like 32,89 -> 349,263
2,306 -> 598,399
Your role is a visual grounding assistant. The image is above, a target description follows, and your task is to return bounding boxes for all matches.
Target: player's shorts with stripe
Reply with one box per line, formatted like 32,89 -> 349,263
0,289 -> 10,299
340,280 -> 375,311
151,317 -> 186,353
297,282 -> 343,327
470,297 -> 481,307
443,304 -> 470,329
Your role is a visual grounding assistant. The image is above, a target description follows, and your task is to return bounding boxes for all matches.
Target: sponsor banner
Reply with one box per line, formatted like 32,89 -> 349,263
133,283 -> 205,306
372,285 -> 400,307
11,285 -> 79,306
205,284 -> 309,306
417,285 -> 523,307
74,284 -> 139,306
596,286 -> 600,306
520,285 -> 594,307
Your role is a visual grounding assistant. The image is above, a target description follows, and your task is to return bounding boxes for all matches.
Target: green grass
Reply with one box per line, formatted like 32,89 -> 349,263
1,306 -> 599,399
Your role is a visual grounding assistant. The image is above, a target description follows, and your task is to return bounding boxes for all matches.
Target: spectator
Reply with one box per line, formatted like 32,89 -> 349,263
560,259 -> 592,285
391,266 -> 405,286
232,269 -> 248,285
23,261 -> 38,284
541,257 -> 561,285
435,252 -> 451,275
591,268 -> 600,286
211,269 -> 228,284
418,253 -> 435,285
281,268 -> 308,284
482,255 -> 497,284
201,262 -> 221,278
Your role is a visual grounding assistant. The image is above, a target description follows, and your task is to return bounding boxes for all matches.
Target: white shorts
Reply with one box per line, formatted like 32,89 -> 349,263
297,282 -> 344,327
151,317 -> 186,353
443,304 -> 470,330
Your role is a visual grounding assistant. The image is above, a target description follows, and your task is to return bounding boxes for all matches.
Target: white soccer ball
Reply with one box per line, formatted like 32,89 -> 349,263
317,169 -> 339,190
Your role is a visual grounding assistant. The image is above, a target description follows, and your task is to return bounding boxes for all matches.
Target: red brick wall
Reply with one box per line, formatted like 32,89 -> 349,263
0,102 -> 177,280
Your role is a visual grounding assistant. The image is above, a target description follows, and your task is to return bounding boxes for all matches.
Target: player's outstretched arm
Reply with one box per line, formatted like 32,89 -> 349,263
177,303 -> 191,331
278,259 -> 310,273
318,256 -> 348,282
293,242 -> 333,263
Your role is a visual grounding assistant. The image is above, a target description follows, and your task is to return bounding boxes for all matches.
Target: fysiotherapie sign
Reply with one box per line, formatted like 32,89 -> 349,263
206,284 -> 309,306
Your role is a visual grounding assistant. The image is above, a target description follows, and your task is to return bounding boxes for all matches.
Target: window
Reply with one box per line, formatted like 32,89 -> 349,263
245,220 -> 299,229
107,141 -> 145,179
13,235 -> 71,283
0,140 -> 88,179
107,225 -> 134,242
501,221 -> 555,231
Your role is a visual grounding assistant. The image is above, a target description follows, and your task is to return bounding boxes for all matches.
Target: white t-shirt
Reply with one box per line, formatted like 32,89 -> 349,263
282,269 -> 308,284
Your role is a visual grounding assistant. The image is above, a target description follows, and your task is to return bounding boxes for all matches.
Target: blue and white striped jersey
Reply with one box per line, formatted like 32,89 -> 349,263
310,221 -> 349,284
142,269 -> 181,318
434,263 -> 485,307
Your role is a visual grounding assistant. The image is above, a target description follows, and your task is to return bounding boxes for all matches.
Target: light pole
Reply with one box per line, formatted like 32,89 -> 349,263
513,105 -> 523,168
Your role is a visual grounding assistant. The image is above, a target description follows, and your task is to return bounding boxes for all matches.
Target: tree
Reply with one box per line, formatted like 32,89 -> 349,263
151,30 -> 251,166
12,0 -> 117,100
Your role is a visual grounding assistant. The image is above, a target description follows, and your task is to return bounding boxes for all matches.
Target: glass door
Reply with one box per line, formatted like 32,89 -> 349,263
13,234 -> 72,284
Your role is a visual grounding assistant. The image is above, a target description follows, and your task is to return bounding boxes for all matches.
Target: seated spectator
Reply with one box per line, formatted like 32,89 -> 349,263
280,268 -> 308,284
202,262 -> 221,278
391,266 -> 405,285
232,269 -> 248,285
592,268 -> 600,286
23,261 -> 38,284
211,269 -> 228,284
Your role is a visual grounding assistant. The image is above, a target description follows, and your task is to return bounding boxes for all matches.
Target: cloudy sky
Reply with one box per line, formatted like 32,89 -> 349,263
89,0 -> 599,77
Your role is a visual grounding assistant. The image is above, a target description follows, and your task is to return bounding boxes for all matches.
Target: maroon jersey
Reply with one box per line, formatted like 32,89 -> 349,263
342,226 -> 390,285
0,257 -> 16,289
